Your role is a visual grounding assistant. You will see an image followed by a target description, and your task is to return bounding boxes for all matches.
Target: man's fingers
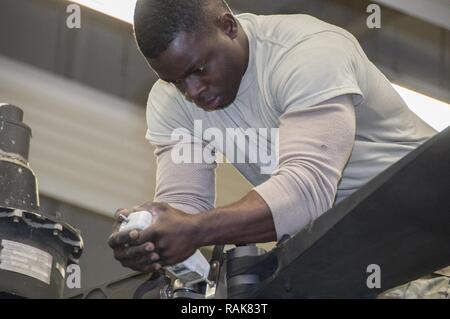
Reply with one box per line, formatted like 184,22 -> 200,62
113,247 -> 158,264
135,252 -> 160,265
136,254 -> 162,273
114,242 -> 155,259
114,208 -> 132,220
135,226 -> 159,245
142,263 -> 162,273
118,251 -> 159,265
119,252 -> 161,273
109,202 -> 164,273
112,208 -> 133,233
107,229 -> 139,248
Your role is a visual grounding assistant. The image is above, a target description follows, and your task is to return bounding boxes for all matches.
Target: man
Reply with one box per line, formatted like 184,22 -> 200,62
108,0 -> 436,274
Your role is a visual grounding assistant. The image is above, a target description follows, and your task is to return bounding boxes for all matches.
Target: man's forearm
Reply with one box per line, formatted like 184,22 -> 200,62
194,190 -> 277,246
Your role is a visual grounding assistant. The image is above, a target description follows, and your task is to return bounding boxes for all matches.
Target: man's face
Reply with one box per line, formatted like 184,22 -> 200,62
148,26 -> 247,111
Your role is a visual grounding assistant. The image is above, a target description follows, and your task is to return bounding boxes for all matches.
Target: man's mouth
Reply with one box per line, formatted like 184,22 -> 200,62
200,96 -> 221,110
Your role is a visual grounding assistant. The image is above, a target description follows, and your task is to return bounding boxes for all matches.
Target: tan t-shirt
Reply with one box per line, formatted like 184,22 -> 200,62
145,13 -> 436,240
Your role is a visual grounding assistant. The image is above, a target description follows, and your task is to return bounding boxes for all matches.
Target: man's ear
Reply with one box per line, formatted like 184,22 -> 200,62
216,12 -> 238,39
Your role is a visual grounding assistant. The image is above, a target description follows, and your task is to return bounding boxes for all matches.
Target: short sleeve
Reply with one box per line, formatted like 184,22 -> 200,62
145,80 -> 194,145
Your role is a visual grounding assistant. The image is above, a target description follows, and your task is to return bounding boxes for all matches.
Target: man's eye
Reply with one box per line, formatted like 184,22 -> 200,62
193,66 -> 205,75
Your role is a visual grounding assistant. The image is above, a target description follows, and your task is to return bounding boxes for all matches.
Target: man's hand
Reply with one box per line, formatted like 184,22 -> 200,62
108,203 -> 200,272
134,202 -> 201,266
107,206 -> 161,273
108,191 -> 276,274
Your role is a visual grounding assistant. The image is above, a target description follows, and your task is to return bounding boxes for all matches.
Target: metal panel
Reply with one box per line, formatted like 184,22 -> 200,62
0,0 -> 60,72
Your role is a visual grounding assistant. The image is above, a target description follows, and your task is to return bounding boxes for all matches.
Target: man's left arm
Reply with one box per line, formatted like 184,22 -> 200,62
196,94 -> 356,244
132,95 -> 356,267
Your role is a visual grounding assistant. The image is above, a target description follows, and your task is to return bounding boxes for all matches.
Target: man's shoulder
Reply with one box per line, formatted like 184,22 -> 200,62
147,80 -> 190,113
145,80 -> 197,140
148,79 -> 178,101
146,80 -> 193,123
238,13 -> 353,49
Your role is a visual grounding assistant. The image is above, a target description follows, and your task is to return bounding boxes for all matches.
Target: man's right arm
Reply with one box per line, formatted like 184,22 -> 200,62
108,139 -> 217,272
108,81 -> 218,271
152,141 -> 217,214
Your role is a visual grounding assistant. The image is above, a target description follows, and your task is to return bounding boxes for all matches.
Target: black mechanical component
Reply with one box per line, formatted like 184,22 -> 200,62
226,246 -> 271,298
0,104 -> 83,299
0,104 -> 37,211
68,247 -> 217,299
204,245 -> 225,299
216,127 -> 450,298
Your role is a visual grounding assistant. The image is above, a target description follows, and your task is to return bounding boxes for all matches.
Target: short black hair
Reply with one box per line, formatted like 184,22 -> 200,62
134,0 -> 231,59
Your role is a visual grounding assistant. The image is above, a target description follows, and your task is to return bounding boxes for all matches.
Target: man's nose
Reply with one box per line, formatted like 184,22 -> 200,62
183,78 -> 206,102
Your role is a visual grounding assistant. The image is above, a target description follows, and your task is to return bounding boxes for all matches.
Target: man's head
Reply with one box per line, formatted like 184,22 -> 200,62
134,0 -> 249,111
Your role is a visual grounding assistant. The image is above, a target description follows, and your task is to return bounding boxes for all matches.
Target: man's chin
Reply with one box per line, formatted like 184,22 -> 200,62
203,102 -> 232,112
215,95 -> 236,110
198,96 -> 231,112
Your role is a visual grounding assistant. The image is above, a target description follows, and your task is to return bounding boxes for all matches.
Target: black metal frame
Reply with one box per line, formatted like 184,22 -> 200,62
222,128 -> 450,298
